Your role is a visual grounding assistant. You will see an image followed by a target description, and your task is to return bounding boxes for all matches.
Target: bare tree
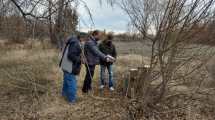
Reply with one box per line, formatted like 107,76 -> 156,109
106,0 -> 215,119
0,0 -> 79,47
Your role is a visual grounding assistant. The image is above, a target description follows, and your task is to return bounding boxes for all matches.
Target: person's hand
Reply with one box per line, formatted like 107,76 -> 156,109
106,57 -> 111,62
106,55 -> 115,63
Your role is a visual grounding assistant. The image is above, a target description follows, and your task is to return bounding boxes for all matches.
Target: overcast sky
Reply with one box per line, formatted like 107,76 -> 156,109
78,0 -> 129,33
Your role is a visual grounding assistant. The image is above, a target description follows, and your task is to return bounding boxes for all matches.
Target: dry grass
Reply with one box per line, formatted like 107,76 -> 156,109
0,41 -> 131,120
0,40 -> 215,120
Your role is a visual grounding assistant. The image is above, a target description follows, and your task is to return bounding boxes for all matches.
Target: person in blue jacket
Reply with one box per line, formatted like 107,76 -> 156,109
59,32 -> 87,103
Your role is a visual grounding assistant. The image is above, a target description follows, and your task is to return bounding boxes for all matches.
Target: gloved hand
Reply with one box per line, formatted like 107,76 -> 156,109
106,55 -> 115,63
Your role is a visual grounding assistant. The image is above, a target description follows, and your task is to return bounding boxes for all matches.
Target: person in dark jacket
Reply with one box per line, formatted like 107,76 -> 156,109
99,34 -> 117,91
60,32 -> 87,103
82,30 -> 114,93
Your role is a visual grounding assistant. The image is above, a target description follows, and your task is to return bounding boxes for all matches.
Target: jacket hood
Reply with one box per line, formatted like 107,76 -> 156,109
67,36 -> 79,44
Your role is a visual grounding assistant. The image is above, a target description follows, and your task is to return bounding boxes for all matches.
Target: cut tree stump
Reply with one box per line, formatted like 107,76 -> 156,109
125,65 -> 150,98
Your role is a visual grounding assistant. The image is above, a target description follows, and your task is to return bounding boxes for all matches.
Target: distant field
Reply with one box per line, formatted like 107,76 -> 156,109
114,41 -> 152,57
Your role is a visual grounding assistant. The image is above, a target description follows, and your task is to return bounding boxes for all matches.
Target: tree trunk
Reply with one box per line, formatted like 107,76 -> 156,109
48,0 -> 55,45
55,0 -> 65,49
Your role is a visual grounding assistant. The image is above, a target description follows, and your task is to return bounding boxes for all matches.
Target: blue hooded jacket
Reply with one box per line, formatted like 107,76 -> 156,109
60,36 -> 82,75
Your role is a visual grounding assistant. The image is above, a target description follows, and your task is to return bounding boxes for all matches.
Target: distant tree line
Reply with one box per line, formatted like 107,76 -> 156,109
0,0 -> 79,48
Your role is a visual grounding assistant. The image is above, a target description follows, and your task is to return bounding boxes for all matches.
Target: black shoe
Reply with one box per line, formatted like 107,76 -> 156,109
82,89 -> 88,93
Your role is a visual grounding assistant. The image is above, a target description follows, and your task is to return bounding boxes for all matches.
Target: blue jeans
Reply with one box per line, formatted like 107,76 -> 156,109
100,65 -> 114,87
62,72 -> 77,103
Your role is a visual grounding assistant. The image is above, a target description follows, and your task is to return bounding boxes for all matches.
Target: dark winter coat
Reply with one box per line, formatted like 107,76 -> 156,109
59,36 -> 82,75
99,40 -> 117,66
84,36 -> 106,66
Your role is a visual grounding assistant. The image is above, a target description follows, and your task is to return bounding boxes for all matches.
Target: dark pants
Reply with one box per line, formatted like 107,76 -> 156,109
82,65 -> 95,93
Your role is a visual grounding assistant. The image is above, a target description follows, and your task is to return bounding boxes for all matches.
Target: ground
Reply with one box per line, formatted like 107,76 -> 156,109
0,40 -> 215,120
0,41 -> 145,120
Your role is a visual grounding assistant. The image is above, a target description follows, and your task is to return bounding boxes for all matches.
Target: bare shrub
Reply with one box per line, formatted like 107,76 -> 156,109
105,0 -> 215,119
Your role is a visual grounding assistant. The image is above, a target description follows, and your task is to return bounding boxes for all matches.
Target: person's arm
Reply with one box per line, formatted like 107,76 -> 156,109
68,42 -> 81,63
88,42 -> 106,60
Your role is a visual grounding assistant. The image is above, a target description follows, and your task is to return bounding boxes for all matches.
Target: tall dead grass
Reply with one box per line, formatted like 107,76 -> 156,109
0,41 -> 62,119
0,41 -> 129,120
1,40 -> 214,120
